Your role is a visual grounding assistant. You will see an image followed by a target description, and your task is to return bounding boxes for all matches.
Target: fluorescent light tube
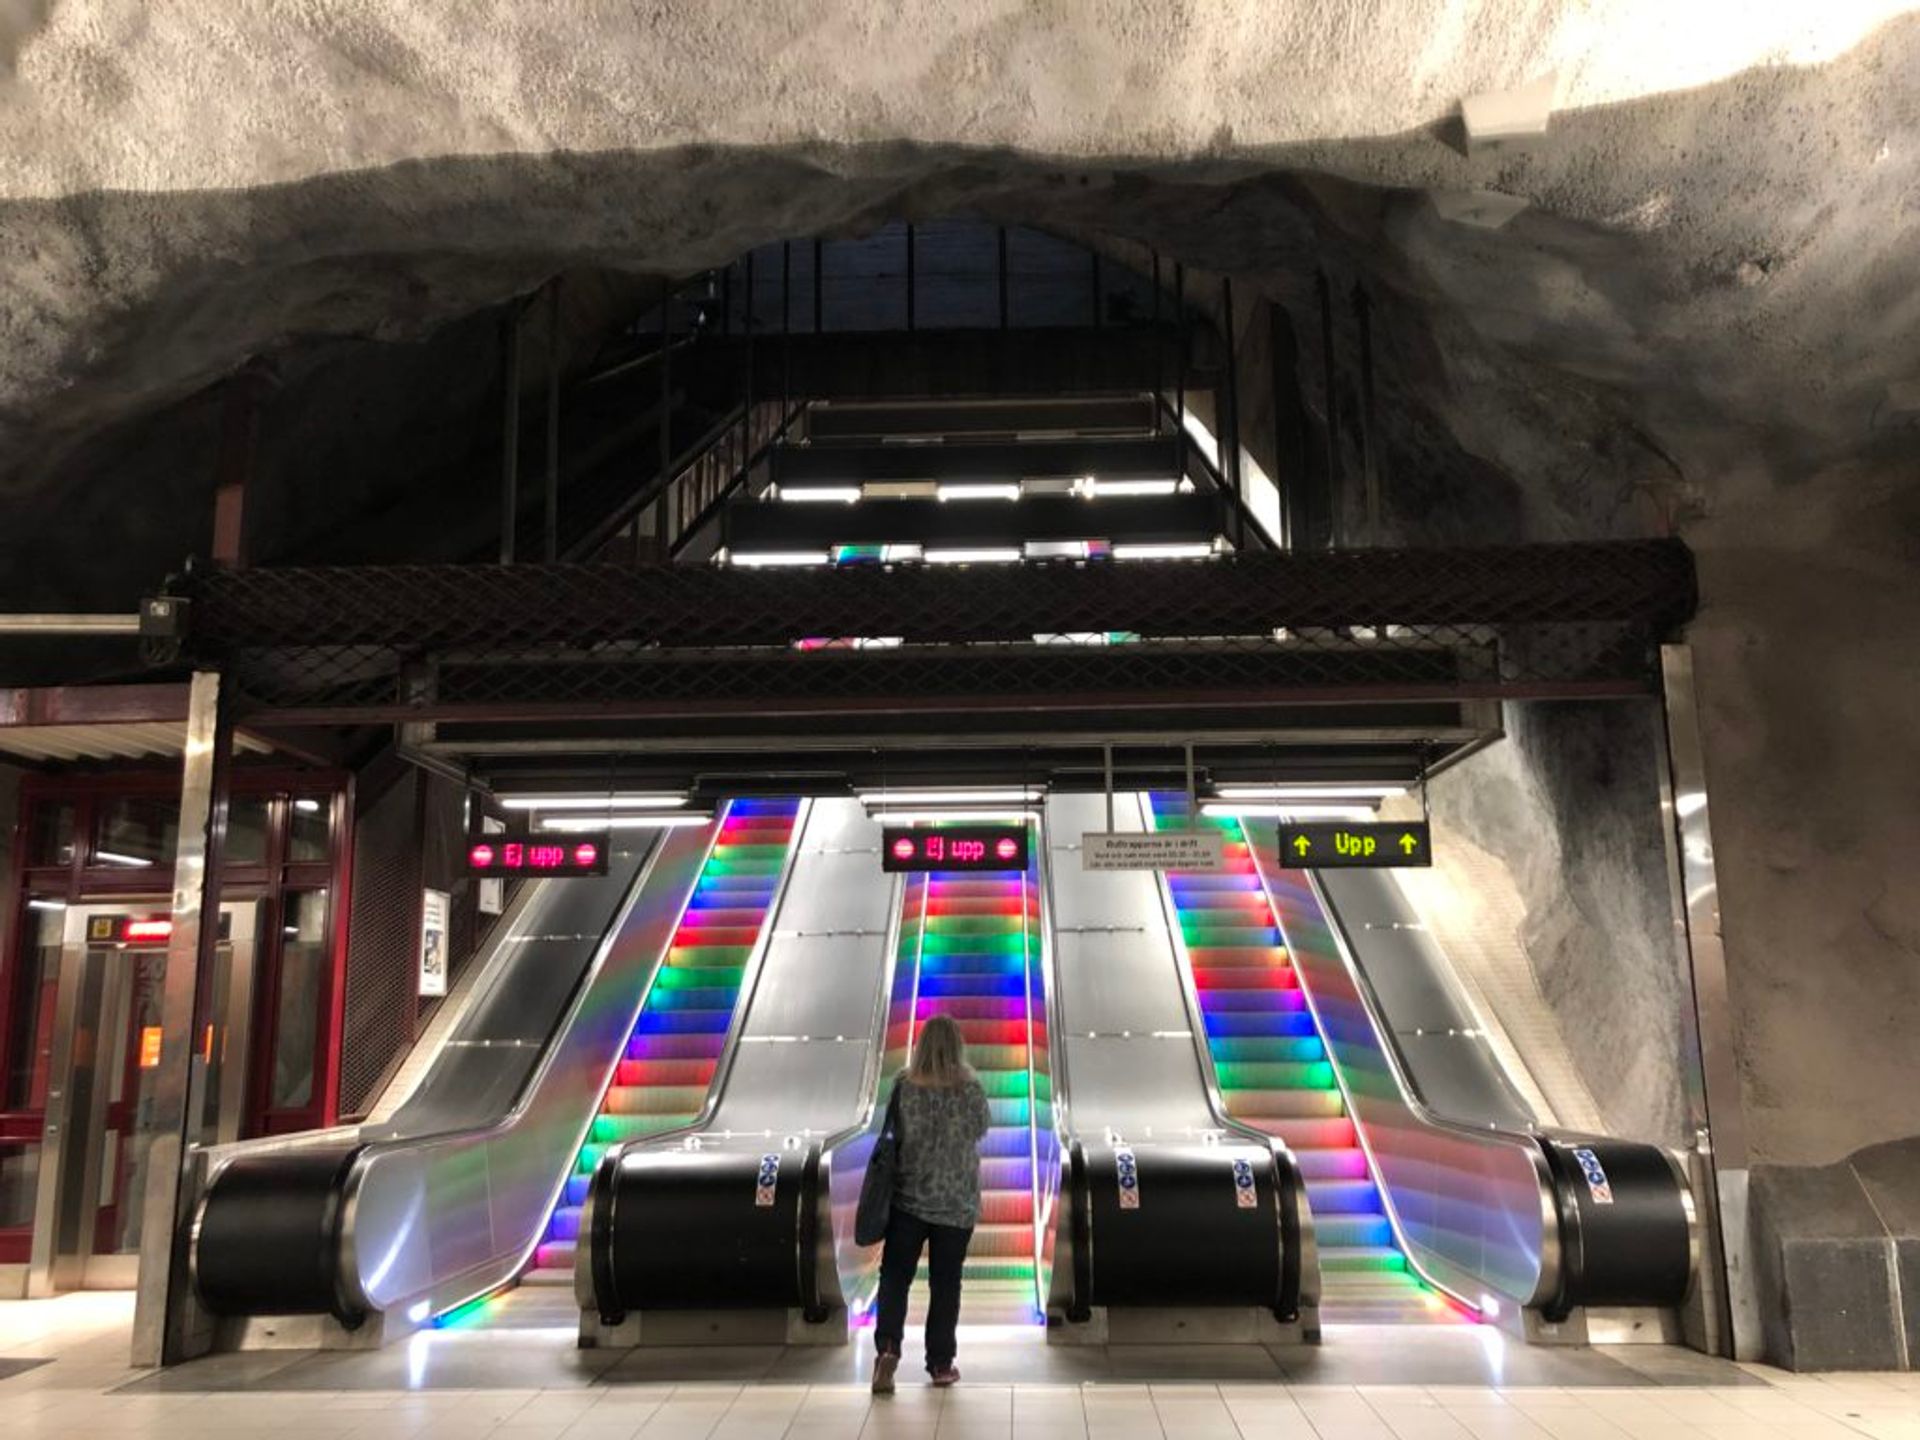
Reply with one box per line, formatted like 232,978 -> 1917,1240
500,794 -> 688,810
1112,541 -> 1217,560
855,789 -> 1042,805
1213,785 -> 1407,801
731,550 -> 831,567
1199,803 -> 1376,822
924,547 -> 1021,564
936,483 -> 1021,502
1071,477 -> 1178,498
778,486 -> 863,504
539,815 -> 712,831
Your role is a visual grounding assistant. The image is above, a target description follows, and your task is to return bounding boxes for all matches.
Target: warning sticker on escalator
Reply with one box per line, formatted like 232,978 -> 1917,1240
1572,1147 -> 1614,1205
1231,1157 -> 1257,1208
1115,1148 -> 1140,1210
755,1153 -> 780,1207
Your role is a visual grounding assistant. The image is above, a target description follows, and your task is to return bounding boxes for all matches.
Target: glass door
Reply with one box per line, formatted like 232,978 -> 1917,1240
28,901 -> 259,1292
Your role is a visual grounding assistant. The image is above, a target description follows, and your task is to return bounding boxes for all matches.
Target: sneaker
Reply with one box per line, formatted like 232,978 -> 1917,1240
929,1364 -> 961,1387
871,1351 -> 899,1395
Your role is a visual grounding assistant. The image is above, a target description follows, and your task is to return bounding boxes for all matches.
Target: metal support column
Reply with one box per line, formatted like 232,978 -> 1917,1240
499,304 -> 522,563
1174,263 -> 1188,484
905,223 -> 916,332
782,241 -> 793,415
1658,644 -> 1760,1360
1315,271 -> 1339,545
1352,282 -> 1378,543
1151,252 -> 1164,431
813,238 -> 825,333
1090,250 -> 1102,327
131,670 -> 231,1366
997,228 -> 1009,330
210,362 -> 272,569
648,278 -> 673,565
1222,275 -> 1243,548
739,252 -> 756,481
544,280 -> 562,562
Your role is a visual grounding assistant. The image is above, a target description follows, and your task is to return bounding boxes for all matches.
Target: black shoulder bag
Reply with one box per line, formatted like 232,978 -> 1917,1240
854,1082 -> 905,1246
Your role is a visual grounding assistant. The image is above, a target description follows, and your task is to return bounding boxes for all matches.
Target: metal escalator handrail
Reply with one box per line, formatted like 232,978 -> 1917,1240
816,867 -> 913,1160
815,868 -> 926,1216
352,838 -> 673,1159
1241,832 -> 1562,1312
1031,811 -> 1086,1323
195,873 -> 553,1173
1020,816 -> 1064,1318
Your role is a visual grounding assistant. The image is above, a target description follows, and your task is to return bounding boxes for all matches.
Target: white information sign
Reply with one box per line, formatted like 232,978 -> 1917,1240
419,888 -> 451,998
1081,830 -> 1226,872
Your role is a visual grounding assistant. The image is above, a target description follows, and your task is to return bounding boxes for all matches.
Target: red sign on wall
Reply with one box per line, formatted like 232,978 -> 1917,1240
465,836 -> 610,877
881,826 -> 1029,873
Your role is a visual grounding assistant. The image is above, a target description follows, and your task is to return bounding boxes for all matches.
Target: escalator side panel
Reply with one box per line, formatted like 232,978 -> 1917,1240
381,844 -> 657,1136
1313,869 -> 1537,1131
341,822 -> 717,1318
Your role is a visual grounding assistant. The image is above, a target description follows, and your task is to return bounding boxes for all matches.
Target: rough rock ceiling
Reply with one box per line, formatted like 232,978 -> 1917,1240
0,5 -> 1913,566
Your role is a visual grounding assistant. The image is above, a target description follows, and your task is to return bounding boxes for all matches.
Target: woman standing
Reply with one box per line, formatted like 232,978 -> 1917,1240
871,1013 -> 993,1393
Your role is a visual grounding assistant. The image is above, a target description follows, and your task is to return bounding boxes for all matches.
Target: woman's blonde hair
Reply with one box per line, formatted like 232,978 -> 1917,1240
907,1014 -> 973,1087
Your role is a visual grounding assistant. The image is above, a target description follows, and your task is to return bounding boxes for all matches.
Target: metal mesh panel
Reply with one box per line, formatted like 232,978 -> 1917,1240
171,540 -> 1694,724
338,772 -> 421,1117
415,771 -> 469,1033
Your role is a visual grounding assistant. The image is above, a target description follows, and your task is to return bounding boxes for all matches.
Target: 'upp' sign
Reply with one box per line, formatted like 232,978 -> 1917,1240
1277,821 -> 1432,869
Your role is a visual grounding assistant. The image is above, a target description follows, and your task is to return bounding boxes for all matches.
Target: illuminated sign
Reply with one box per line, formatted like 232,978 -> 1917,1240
1277,821 -> 1431,869
465,836 -> 609,877
881,825 -> 1029,873
85,913 -> 231,945
138,1026 -> 163,1069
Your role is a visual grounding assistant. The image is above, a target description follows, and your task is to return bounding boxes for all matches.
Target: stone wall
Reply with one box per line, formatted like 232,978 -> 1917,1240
1418,702 -> 1694,1151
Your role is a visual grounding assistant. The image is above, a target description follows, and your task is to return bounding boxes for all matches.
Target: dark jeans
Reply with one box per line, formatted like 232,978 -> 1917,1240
873,1207 -> 973,1370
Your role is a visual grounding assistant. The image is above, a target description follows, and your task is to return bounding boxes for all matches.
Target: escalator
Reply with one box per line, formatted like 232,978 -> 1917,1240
579,797 -> 910,1343
1146,794 -> 1446,1323
579,798 -> 1314,1347
1041,793 -> 1315,1342
1148,792 -> 1699,1337
186,801 -> 809,1345
582,809 -> 1059,1341
907,864 -> 1046,1324
532,799 -> 801,1280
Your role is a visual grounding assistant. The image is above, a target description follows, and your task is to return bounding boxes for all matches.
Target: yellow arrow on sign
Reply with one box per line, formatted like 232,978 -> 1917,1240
1399,833 -> 1420,854
1292,835 -> 1312,856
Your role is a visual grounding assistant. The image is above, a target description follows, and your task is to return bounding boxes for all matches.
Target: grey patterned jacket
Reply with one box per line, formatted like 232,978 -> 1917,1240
892,1075 -> 994,1229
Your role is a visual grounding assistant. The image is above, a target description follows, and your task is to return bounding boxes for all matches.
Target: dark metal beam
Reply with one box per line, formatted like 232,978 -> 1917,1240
694,327 -> 1174,404
805,396 -> 1155,441
0,682 -> 191,726
772,436 -> 1179,485
724,493 -> 1225,549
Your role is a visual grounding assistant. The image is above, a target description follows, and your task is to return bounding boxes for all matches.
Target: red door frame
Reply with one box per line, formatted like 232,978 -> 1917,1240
0,766 -> 354,1261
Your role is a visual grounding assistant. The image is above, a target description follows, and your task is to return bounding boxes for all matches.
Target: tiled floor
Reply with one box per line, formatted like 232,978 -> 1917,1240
4,1294 -> 1918,1438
